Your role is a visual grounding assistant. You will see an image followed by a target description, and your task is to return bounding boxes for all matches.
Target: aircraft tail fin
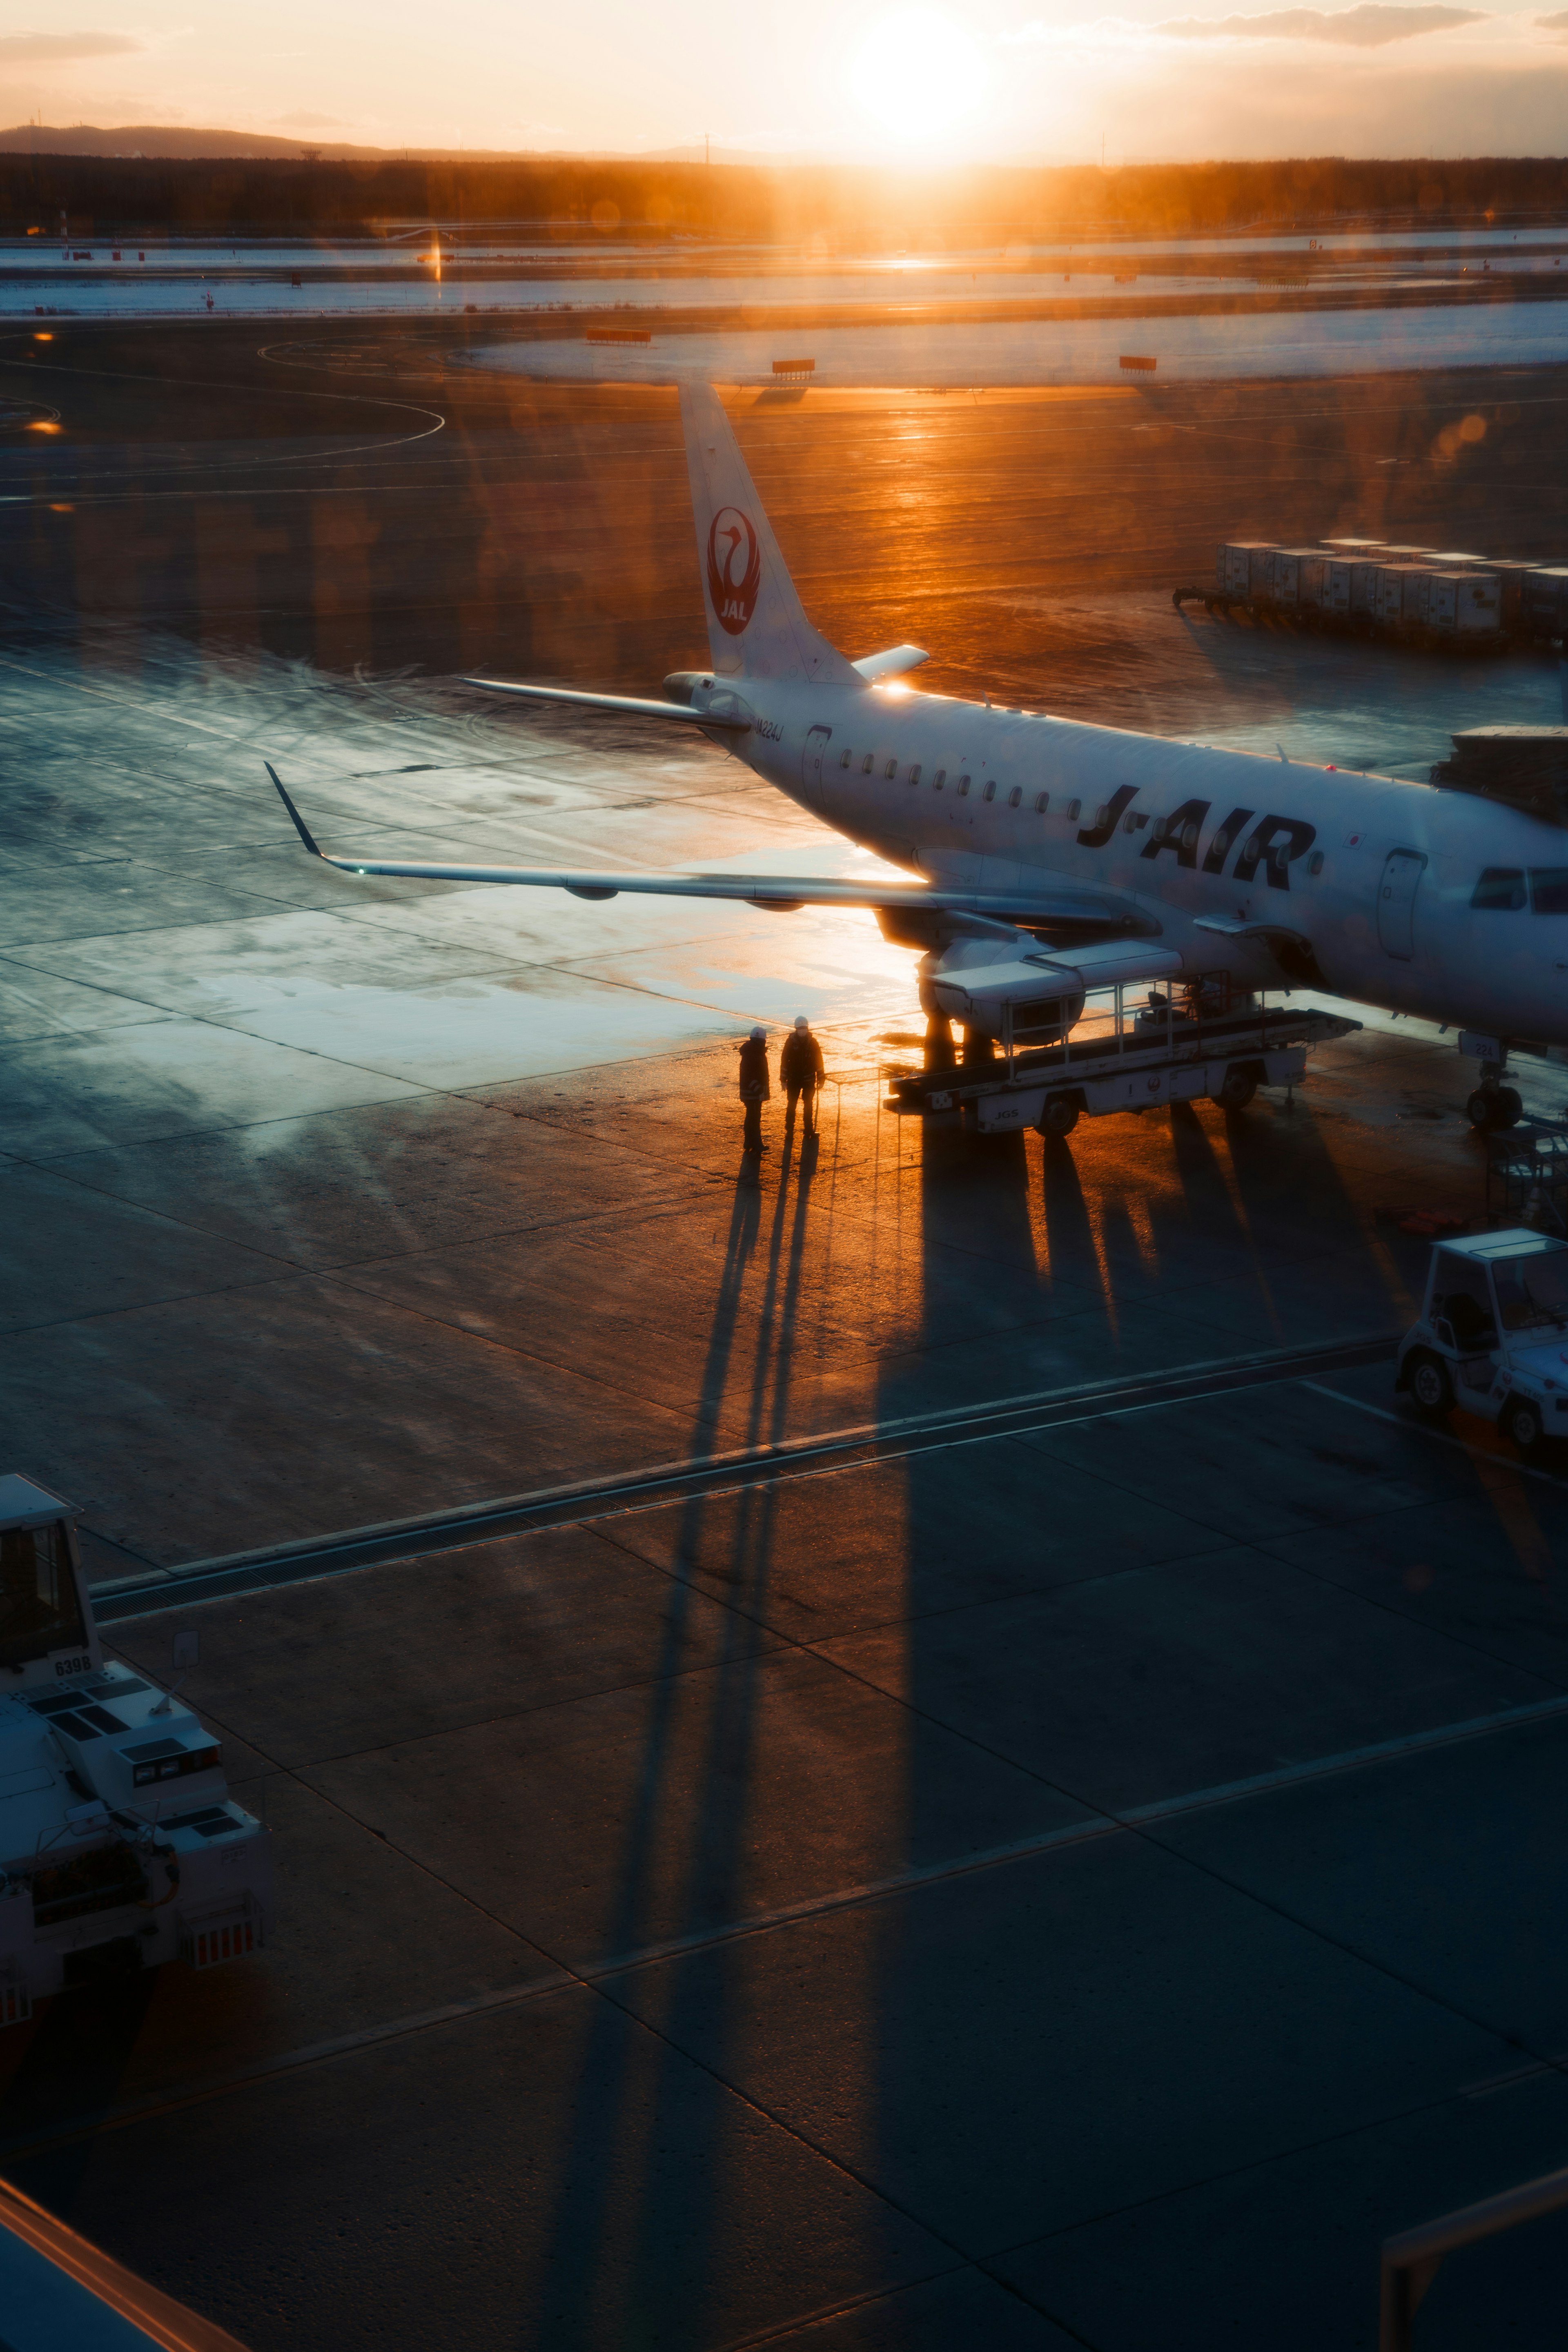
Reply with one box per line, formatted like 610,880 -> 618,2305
679,383 -> 860,687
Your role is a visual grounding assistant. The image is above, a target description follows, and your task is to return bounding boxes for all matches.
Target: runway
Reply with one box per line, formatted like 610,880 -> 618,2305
5,312 -> 1568,2350
468,296 -> 1568,387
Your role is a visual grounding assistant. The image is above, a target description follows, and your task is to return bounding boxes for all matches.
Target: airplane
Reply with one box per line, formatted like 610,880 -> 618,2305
267,381 -> 1568,1136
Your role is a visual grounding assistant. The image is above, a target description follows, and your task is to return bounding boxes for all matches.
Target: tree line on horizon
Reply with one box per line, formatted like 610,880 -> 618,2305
7,153 -> 1567,241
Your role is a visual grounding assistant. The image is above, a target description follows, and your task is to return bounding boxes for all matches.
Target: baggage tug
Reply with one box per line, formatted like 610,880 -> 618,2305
0,1475 -> 272,2023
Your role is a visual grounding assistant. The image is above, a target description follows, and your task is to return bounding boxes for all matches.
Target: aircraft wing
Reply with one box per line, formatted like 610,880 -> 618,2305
458,678 -> 751,728
265,767 -> 1151,938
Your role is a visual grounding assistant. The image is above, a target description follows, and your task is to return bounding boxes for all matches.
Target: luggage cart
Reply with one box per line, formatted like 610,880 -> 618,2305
884,974 -> 1360,1137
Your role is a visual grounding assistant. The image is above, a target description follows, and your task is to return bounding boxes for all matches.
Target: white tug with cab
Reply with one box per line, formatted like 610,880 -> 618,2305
0,1474 -> 272,2024
1396,1229 -> 1568,1453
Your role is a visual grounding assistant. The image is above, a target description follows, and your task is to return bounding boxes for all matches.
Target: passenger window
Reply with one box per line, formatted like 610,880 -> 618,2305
861,754 -> 874,775
840,749 -> 852,768
1065,799 -> 1081,821
1530,869 -> 1568,913
957,775 -> 971,797
884,759 -> 898,780
908,765 -> 921,786
1034,791 -> 1048,813
933,770 -> 946,791
1307,851 -> 1324,876
1009,786 -> 1022,809
1472,868 -> 1526,910
982,780 -> 996,802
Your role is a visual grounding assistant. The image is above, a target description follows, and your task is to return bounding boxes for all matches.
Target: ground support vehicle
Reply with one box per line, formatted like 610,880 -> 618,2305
1395,1229 -> 1568,1453
883,980 -> 1360,1138
0,1474 -> 272,2023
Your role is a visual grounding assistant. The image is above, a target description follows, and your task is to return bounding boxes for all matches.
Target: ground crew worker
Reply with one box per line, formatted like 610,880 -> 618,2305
780,1014 -> 825,1137
737,1024 -> 771,1154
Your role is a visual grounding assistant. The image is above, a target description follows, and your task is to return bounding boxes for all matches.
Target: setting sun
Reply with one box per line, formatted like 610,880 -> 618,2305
847,7 -> 990,145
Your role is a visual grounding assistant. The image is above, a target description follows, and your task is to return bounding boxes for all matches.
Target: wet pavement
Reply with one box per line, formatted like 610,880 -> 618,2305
4,334 -> 1568,2348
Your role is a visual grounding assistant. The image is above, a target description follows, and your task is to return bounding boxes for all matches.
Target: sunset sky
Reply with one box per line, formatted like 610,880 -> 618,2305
4,2 -> 1568,164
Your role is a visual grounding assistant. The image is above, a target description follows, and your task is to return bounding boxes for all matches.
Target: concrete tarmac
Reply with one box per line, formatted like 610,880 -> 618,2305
3,318 -> 1568,2348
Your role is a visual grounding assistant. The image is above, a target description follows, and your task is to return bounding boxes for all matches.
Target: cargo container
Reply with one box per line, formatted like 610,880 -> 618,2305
1321,559 -> 1354,616
1242,546 -> 1278,600
1423,574 -> 1460,633
1215,542 -> 1269,597
1398,568 -> 1435,628
1522,567 -> 1568,635
1374,565 -> 1421,625
1176,538 -> 1543,649
1268,550 -> 1301,607
1294,552 -> 1327,610
1483,559 -> 1535,627
1454,572 -> 1503,634
1348,560 -> 1383,616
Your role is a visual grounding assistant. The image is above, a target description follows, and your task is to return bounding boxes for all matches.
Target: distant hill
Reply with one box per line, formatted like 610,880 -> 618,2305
0,125 -> 790,165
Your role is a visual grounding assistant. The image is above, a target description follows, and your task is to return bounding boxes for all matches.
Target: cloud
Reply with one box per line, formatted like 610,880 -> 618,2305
1006,1 -> 1487,42
1154,5 -> 1486,41
1538,6 -> 1568,23
270,109 -> 347,129
0,29 -> 144,64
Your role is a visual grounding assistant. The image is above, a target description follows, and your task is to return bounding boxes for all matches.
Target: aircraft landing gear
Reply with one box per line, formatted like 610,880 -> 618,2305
923,1014 -> 957,1075
1466,1057 -> 1523,1132
960,1026 -> 998,1071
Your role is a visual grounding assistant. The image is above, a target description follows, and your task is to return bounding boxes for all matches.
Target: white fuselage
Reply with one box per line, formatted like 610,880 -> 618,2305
714,677 -> 1568,1045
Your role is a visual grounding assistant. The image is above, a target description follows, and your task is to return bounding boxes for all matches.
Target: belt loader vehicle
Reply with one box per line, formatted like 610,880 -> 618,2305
0,1474 -> 272,2024
885,964 -> 1359,1138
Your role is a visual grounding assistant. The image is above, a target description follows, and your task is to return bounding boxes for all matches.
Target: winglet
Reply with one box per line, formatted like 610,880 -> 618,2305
265,762 -> 323,857
851,644 -> 930,684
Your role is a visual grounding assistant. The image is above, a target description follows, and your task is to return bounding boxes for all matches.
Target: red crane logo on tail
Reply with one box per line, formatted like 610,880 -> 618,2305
707,506 -> 762,635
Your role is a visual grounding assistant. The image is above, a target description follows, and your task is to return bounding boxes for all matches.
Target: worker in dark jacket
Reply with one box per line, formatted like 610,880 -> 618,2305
737,1024 -> 771,1155
780,1014 -> 825,1137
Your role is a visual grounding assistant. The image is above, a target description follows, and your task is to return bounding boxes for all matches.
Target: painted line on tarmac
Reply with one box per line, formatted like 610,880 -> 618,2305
91,1330 -> 1400,1620
1303,1382 -> 1568,1492
5,1677 -> 1565,2169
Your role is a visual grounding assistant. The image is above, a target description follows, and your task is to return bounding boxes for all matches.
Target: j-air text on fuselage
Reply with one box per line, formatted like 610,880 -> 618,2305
265,380 -> 1568,1139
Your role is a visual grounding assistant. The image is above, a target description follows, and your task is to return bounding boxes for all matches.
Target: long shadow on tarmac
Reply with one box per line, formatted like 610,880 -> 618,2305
533,1125 -> 855,2346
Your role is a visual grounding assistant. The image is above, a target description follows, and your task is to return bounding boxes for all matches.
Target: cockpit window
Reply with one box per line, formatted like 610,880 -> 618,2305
1492,1250 -> 1568,1332
1472,869 -> 1526,910
0,1520 -> 86,1670
1530,869 -> 1568,914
